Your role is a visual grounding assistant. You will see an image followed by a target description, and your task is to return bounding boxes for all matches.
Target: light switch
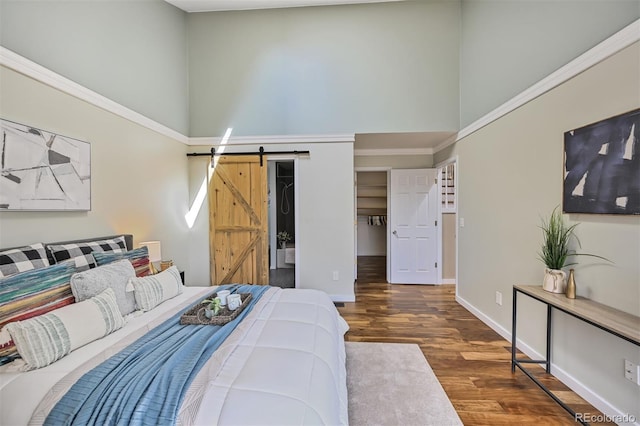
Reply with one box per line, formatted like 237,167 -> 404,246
460,217 -> 465,227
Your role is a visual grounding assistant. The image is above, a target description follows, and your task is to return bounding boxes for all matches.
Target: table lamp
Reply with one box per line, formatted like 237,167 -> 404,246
139,241 -> 161,274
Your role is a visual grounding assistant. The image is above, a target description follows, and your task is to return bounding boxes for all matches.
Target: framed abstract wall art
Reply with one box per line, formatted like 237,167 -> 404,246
0,119 -> 91,211
563,108 -> 639,215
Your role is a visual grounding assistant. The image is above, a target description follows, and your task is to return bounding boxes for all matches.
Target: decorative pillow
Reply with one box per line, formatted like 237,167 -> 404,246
0,243 -> 50,278
128,266 -> 183,312
5,287 -> 124,370
0,263 -> 76,365
93,246 -> 150,277
46,236 -> 127,272
70,259 -> 136,316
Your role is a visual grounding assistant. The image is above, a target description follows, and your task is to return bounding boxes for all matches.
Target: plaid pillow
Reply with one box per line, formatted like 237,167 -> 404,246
93,246 -> 151,277
0,243 -> 50,278
46,236 -> 127,272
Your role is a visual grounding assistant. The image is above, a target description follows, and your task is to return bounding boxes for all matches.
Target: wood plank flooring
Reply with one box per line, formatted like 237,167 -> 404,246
338,256 -> 613,425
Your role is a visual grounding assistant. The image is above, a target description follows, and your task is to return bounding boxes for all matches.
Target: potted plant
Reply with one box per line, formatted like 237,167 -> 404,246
202,297 -> 222,318
277,231 -> 291,249
538,207 -> 609,293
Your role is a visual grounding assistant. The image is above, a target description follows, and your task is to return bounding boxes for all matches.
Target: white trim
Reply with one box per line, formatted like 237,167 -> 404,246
354,148 -> 433,156
455,294 -> 639,426
354,166 -> 393,172
4,19 -> 636,154
435,133 -> 459,153
442,278 -> 456,285
0,47 -> 189,144
293,156 -> 301,290
456,294 -> 512,341
435,154 -> 458,169
190,134 -> 355,146
436,19 -> 640,153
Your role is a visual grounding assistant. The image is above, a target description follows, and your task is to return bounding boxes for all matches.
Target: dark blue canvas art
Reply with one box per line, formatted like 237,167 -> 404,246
563,109 -> 639,215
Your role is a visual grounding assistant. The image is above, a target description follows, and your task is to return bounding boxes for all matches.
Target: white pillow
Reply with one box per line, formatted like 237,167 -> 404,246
128,266 -> 183,311
5,288 -> 124,370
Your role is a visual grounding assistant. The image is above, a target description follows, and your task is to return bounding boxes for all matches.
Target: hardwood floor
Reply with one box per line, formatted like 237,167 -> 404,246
338,256 -> 613,425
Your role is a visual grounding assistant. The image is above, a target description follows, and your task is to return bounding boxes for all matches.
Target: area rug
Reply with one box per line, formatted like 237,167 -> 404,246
346,342 -> 462,426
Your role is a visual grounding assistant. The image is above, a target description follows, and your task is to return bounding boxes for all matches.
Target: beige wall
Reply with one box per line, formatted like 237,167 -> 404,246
442,213 -> 456,280
442,42 -> 640,418
0,66 -> 192,280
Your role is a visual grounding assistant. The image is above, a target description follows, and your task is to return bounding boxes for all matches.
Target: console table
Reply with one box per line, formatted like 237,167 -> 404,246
511,285 -> 640,425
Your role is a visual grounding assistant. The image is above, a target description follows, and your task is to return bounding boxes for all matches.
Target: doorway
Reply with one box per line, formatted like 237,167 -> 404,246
355,167 -> 449,286
355,170 -> 389,284
268,160 -> 296,288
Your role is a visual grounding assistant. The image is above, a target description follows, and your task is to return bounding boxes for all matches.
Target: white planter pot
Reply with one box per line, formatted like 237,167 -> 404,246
542,268 -> 567,293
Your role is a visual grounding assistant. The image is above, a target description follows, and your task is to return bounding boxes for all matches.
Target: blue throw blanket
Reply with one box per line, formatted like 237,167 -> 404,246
45,284 -> 269,426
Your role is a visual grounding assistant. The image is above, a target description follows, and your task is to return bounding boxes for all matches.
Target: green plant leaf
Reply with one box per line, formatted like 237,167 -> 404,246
538,206 -> 611,270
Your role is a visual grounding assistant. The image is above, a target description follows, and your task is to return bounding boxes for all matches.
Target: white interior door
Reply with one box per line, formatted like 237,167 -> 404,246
389,168 -> 438,284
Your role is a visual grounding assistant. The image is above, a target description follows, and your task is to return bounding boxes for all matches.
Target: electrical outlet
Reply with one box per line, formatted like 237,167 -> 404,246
495,291 -> 503,306
332,271 -> 339,281
624,360 -> 639,385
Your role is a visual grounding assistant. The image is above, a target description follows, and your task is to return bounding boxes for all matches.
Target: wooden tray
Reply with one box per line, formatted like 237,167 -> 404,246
180,292 -> 252,325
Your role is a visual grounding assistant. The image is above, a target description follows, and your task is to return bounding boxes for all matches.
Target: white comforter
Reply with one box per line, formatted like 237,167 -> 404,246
0,286 -> 349,425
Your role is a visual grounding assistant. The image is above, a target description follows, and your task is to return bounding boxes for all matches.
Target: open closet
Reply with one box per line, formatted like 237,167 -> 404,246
355,171 -> 388,282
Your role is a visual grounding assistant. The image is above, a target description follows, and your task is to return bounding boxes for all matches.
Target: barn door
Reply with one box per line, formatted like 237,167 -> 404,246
208,156 -> 269,286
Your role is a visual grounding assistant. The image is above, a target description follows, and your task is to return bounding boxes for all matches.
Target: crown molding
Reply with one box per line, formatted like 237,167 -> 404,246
442,19 -> 640,152
354,147 -> 433,156
188,133 -> 355,145
0,47 -> 189,144
3,18 -> 637,153
434,133 -> 459,153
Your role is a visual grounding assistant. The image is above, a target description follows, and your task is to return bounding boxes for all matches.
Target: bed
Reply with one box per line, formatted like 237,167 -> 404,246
0,235 -> 349,425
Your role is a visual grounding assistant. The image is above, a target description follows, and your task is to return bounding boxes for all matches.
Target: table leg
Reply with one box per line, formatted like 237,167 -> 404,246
512,287 -> 518,373
546,305 -> 552,373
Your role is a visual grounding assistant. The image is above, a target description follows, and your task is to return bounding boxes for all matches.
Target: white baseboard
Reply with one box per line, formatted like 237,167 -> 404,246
455,294 -> 511,341
455,294 -> 639,426
442,278 -> 456,285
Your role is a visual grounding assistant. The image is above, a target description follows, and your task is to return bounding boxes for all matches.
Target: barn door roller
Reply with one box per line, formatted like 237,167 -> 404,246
187,146 -> 310,166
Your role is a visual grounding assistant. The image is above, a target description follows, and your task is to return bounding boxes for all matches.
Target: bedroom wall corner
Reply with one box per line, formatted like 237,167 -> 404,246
0,65 -> 191,278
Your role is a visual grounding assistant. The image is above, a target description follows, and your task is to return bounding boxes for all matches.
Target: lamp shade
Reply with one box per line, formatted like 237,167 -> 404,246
139,241 -> 162,262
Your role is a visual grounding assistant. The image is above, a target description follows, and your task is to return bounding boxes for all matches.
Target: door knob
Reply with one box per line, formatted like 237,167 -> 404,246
392,230 -> 398,236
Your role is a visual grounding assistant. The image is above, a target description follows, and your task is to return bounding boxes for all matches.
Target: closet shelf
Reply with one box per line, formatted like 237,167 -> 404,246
357,208 -> 387,216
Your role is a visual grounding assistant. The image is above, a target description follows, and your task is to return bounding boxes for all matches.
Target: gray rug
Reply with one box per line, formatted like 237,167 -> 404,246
346,342 -> 462,426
